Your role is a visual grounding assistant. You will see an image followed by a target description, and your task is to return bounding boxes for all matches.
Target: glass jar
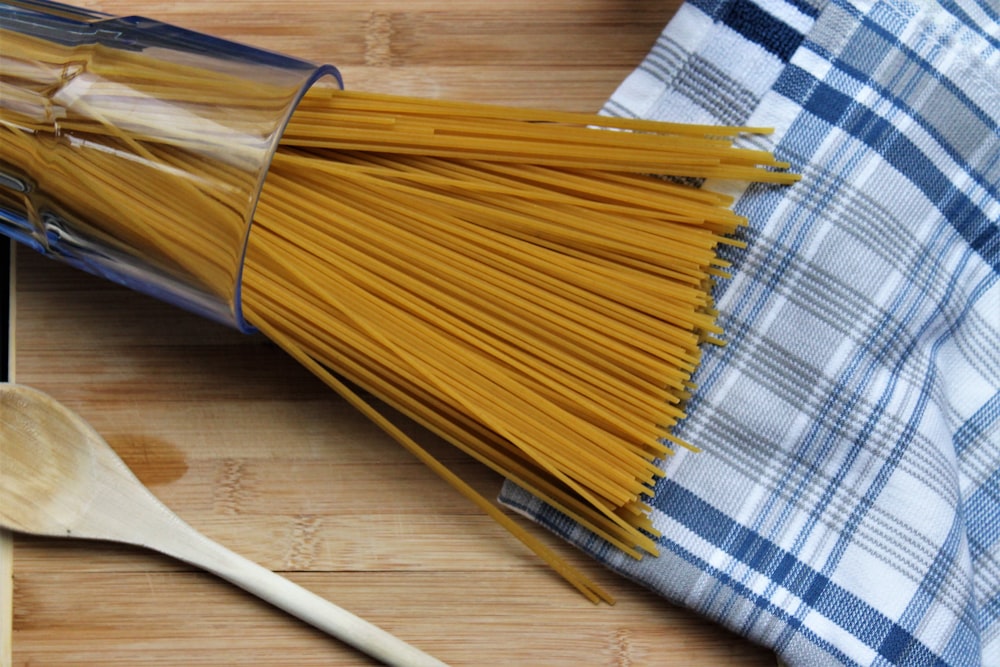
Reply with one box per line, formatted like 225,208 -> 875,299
0,0 -> 341,330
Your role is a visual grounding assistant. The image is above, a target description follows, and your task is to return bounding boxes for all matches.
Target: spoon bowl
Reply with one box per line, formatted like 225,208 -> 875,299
0,385 -> 99,537
0,383 -> 448,667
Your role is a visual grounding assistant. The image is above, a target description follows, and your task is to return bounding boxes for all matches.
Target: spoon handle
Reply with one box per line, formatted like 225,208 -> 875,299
153,519 -> 449,667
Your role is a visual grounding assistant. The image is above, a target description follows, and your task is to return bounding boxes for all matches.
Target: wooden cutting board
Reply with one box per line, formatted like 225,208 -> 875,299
4,2 -> 779,665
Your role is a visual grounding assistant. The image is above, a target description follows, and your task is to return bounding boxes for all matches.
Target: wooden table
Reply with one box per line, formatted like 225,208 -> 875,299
4,2 -> 779,664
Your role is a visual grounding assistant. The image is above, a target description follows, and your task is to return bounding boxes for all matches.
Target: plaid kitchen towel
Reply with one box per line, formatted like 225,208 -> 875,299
500,0 -> 1000,665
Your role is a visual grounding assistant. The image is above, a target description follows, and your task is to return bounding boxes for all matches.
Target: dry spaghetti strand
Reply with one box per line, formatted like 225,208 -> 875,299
241,88 -> 797,598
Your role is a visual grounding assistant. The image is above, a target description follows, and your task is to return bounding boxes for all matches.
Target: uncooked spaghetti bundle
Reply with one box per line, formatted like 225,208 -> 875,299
0,2 -> 797,602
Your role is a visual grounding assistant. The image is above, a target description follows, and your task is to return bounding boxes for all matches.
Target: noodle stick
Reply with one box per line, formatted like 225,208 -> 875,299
238,88 -> 799,594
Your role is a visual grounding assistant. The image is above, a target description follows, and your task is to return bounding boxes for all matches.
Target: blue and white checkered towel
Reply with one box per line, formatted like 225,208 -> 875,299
501,0 -> 1000,664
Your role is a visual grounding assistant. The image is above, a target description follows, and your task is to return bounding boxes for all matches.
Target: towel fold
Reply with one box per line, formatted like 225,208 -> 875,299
500,0 -> 1000,664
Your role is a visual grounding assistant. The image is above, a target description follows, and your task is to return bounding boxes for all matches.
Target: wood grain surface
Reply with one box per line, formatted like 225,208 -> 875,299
4,2 -> 778,665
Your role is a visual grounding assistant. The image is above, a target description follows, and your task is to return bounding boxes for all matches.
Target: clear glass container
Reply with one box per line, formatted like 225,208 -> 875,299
0,0 -> 342,331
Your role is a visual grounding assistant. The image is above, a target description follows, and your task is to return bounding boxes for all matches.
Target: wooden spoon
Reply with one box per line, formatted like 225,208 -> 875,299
0,383 -> 448,667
